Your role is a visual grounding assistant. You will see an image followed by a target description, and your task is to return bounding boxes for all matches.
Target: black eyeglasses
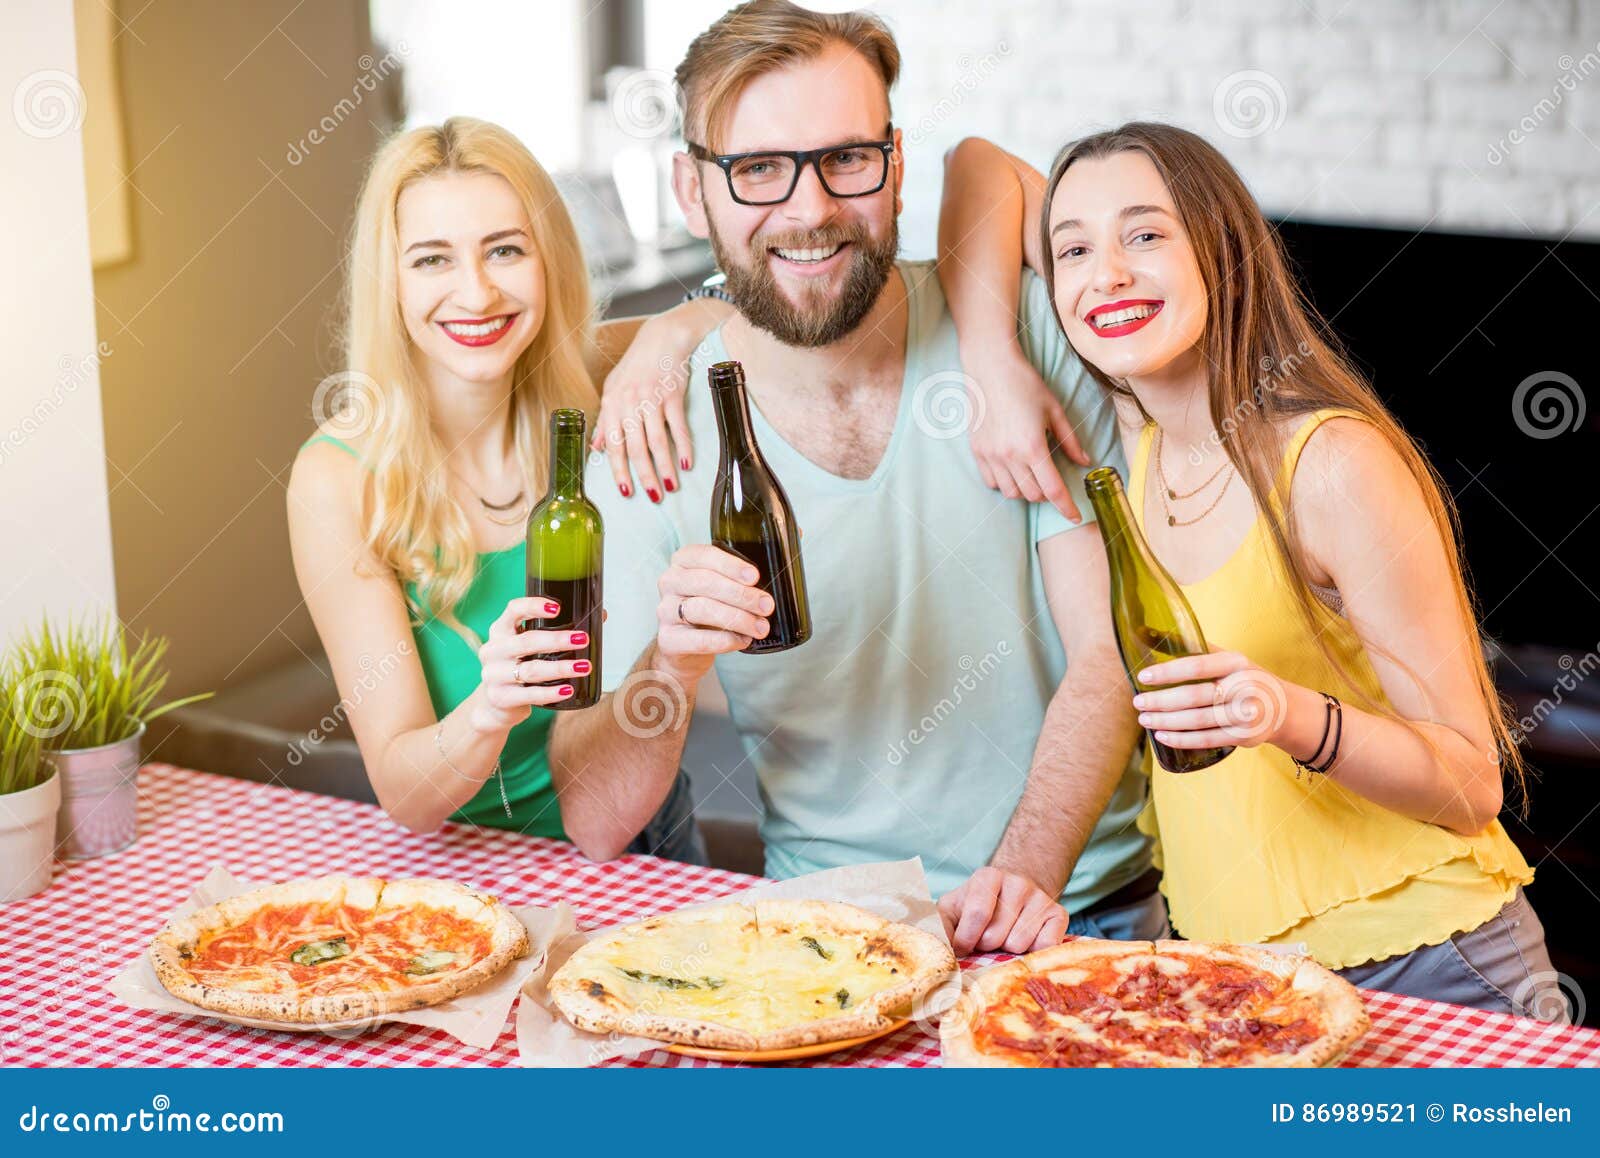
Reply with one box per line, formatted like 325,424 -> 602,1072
685,130 -> 896,206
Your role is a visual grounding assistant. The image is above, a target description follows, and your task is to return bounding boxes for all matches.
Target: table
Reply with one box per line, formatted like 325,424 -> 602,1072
5,765 -> 1597,1068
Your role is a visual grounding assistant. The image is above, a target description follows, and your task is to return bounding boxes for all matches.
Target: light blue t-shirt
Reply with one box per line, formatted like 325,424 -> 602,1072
593,260 -> 1148,909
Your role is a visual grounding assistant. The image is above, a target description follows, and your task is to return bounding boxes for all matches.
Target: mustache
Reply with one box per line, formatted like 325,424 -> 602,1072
754,222 -> 872,251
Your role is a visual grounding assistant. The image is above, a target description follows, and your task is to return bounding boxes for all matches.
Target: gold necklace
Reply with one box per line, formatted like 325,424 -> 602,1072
1154,427 -> 1235,527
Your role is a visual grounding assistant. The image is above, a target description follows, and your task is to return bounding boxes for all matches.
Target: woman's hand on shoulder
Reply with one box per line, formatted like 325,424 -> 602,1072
593,296 -> 733,502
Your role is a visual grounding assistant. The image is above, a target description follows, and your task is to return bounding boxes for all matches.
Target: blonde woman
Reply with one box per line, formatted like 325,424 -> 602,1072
288,117 -> 703,858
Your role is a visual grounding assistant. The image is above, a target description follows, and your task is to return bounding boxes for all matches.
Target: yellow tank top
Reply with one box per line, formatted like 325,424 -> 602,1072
1131,409 -> 1531,968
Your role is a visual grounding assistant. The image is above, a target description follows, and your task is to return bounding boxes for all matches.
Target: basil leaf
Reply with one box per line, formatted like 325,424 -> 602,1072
289,937 -> 349,966
800,936 -> 834,960
618,968 -> 725,991
405,949 -> 460,976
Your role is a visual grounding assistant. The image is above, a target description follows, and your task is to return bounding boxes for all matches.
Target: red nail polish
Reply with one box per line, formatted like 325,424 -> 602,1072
573,660 -> 592,674
620,483 -> 632,498
558,685 -> 574,697
663,477 -> 676,493
680,457 -> 690,471
570,632 -> 588,646
646,487 -> 660,503
545,602 -> 559,615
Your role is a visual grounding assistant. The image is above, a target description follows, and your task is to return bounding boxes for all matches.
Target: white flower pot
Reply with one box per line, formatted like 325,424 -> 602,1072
50,724 -> 144,859
0,770 -> 62,902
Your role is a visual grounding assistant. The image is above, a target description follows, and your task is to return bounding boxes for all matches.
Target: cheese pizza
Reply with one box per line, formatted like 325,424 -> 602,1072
149,875 -> 528,1023
548,899 -> 956,1051
941,939 -> 1368,1067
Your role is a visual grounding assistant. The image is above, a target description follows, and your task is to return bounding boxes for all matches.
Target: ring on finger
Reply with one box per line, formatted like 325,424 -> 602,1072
677,599 -> 692,626
514,660 -> 532,687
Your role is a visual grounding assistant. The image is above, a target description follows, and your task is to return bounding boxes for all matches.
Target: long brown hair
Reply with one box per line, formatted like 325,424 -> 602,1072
1040,121 -> 1524,796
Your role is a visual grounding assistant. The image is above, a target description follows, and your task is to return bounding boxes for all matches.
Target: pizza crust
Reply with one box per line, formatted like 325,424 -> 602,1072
548,899 -> 955,1052
148,875 -> 528,1025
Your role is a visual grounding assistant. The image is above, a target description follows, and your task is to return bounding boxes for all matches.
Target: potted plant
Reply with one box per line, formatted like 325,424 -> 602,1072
1,660 -> 58,901
9,614 -> 213,862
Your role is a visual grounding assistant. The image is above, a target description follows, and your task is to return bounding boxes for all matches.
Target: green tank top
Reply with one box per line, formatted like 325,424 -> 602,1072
298,433 -> 564,837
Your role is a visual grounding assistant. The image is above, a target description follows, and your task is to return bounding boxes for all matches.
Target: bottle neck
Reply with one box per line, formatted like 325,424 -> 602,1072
1086,480 -> 1144,579
710,381 -> 758,460
548,426 -> 587,498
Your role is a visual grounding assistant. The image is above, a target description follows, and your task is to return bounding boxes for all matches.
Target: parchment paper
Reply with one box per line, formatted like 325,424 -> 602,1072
107,864 -> 559,1050
514,856 -> 955,1067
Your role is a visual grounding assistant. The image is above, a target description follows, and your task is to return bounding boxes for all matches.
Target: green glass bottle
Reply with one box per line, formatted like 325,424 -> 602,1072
525,408 -> 603,708
1085,465 -> 1233,773
707,360 -> 811,654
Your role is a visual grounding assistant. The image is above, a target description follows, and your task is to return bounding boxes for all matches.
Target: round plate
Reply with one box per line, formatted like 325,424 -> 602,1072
665,1018 -> 912,1063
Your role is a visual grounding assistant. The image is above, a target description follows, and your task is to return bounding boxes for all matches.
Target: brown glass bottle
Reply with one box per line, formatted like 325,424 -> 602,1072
1085,465 -> 1233,772
707,360 -> 811,654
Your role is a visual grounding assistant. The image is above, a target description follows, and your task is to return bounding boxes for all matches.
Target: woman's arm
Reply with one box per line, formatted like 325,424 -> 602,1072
938,137 -> 1085,517
590,296 -> 734,501
1135,419 -> 1504,835
287,441 -> 584,833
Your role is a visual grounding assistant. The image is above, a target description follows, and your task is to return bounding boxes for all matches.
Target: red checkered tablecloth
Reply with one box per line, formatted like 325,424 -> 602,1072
3,764 -> 1596,1068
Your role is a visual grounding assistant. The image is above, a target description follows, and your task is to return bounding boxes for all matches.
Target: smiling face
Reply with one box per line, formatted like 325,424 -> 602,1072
674,43 -> 903,348
1047,151 -> 1207,382
395,170 -> 545,385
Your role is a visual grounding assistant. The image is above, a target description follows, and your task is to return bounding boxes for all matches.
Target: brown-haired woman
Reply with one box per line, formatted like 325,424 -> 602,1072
938,126 -> 1567,1020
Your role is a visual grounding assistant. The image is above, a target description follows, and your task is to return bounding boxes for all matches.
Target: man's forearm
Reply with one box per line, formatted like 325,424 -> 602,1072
990,643 -> 1141,898
938,137 -> 1027,359
548,642 -> 701,860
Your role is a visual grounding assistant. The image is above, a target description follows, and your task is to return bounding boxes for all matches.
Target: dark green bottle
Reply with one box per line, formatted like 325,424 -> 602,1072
707,360 -> 811,654
1085,465 -> 1232,773
525,409 -> 603,708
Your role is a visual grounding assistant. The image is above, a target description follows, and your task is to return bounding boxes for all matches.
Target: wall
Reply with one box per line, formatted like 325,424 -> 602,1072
0,0 -> 118,650
88,0 -> 385,697
869,0 -> 1600,256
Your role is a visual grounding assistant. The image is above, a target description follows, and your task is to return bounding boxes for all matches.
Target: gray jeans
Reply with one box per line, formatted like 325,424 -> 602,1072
1337,887 -> 1571,1023
623,768 -> 708,866
1068,887 -> 1172,941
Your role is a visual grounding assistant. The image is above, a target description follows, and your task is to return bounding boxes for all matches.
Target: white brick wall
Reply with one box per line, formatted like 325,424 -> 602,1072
867,0 -> 1600,253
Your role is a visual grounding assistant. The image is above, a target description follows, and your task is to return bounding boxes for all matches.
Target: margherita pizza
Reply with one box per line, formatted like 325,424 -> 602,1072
941,939 -> 1368,1068
149,875 -> 528,1024
549,899 -> 956,1051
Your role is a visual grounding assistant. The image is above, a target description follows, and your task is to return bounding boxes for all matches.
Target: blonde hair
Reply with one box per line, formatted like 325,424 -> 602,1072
675,0 -> 900,150
335,116 -> 597,645
1041,123 -> 1525,798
